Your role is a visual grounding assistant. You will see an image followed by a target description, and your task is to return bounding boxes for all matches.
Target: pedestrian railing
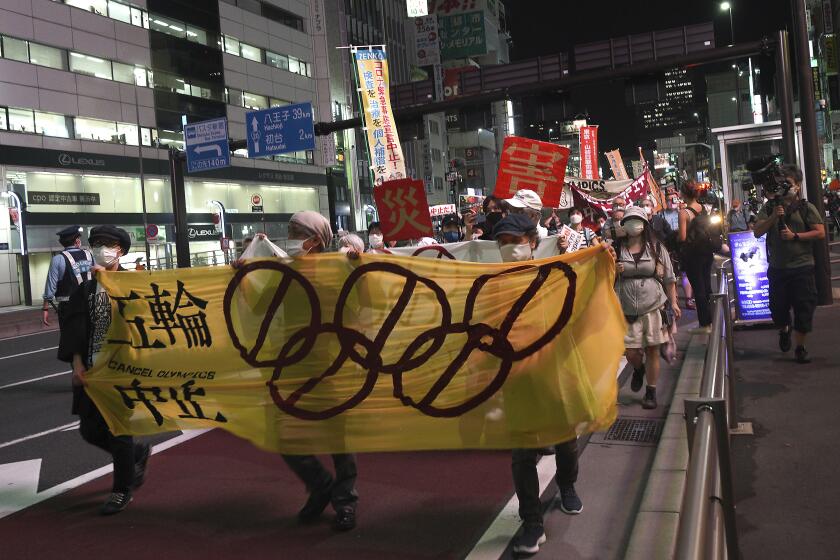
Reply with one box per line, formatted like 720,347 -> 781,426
674,263 -> 740,560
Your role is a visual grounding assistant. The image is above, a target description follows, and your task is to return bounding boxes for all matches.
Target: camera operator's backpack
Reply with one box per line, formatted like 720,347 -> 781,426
683,206 -> 722,256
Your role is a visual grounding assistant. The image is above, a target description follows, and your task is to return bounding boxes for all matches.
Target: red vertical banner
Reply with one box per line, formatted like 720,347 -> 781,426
579,125 -> 600,180
373,178 -> 434,242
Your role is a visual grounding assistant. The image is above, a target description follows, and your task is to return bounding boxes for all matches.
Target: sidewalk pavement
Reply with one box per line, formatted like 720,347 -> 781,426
0,306 -> 57,339
732,303 -> 840,558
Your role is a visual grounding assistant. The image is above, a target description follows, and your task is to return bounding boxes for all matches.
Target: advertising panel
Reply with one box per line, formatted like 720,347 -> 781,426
728,232 -> 772,322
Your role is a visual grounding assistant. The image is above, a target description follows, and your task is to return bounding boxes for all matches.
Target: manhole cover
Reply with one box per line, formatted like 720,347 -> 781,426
603,418 -> 664,444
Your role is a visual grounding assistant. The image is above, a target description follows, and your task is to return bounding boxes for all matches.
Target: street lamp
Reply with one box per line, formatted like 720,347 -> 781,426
720,2 -> 734,44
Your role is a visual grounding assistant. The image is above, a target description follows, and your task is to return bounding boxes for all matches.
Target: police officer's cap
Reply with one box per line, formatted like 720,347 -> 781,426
56,225 -> 83,241
89,225 -> 131,255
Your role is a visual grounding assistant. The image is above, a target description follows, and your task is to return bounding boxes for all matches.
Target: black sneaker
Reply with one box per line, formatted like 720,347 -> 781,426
100,491 -> 132,515
512,524 -> 546,555
333,507 -> 356,531
630,364 -> 646,393
557,485 -> 583,514
795,346 -> 811,364
642,386 -> 657,410
779,327 -> 792,353
132,444 -> 151,490
298,481 -> 333,523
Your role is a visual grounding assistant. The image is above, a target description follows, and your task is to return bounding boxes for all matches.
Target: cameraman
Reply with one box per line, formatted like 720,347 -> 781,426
753,165 -> 826,363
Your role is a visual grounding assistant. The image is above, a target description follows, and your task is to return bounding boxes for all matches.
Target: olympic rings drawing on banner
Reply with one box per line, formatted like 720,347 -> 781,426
223,259 -> 577,420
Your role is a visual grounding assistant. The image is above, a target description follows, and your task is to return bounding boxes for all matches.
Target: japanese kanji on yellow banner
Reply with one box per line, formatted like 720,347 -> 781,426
85,247 -> 625,454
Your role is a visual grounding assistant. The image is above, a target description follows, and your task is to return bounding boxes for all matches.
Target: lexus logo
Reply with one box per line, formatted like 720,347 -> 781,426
58,153 -> 106,167
188,227 -> 217,239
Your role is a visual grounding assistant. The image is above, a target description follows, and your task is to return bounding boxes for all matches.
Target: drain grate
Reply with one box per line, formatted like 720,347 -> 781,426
603,418 -> 664,444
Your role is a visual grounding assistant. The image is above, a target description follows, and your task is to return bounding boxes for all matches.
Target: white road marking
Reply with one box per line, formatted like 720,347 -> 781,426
0,346 -> 58,361
0,330 -> 58,341
0,370 -> 71,390
465,361 -> 628,560
0,421 -> 80,450
0,459 -> 42,518
0,429 -> 211,519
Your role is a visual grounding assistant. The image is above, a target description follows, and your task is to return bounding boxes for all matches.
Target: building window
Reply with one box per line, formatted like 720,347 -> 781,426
223,35 -> 240,56
261,2 -> 305,32
240,42 -> 262,62
266,50 -> 288,70
242,92 -> 268,110
28,43 -> 65,70
66,0 -> 108,16
150,15 -> 187,39
107,0 -> 130,23
0,108 -> 7,130
69,52 -> 112,80
74,117 -> 120,142
8,108 -> 35,132
34,111 -> 70,137
270,97 -> 289,107
429,120 -> 440,135
186,25 -> 209,46
225,88 -> 243,107
432,148 -> 442,163
2,36 -> 29,62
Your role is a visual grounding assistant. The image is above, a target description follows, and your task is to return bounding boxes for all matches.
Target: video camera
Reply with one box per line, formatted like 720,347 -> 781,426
746,154 -> 792,200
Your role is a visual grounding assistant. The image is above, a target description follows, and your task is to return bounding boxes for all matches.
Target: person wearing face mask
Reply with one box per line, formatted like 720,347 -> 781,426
504,190 -> 549,238
441,214 -> 464,243
275,211 -> 360,530
601,197 -> 628,242
57,225 -> 151,515
753,165 -> 825,363
567,207 -> 597,248
366,221 -> 385,253
492,214 -> 583,555
614,207 -> 681,410
642,198 -> 674,246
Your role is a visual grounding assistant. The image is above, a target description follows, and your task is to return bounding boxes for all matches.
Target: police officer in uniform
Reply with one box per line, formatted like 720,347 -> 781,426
42,226 -> 94,327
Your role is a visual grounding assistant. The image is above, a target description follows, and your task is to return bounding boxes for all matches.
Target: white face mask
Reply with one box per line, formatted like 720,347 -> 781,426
92,246 -> 120,268
624,220 -> 645,238
368,233 -> 384,248
570,214 -> 583,225
499,243 -> 532,262
286,239 -> 310,256
643,206 -> 654,217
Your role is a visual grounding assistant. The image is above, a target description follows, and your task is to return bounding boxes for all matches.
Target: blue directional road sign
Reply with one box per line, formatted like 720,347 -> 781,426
246,102 -> 316,158
184,117 -> 230,173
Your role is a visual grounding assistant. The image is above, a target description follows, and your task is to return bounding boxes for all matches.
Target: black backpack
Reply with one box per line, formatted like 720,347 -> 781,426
683,206 -> 722,256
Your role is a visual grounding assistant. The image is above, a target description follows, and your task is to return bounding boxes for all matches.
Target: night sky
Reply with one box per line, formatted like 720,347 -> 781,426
505,0 -> 792,153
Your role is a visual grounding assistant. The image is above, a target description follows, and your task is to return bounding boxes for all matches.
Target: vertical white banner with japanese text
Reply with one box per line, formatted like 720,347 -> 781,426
354,48 -> 406,186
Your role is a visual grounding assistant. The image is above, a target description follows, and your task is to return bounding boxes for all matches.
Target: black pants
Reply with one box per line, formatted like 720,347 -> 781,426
684,253 -> 714,326
75,388 -> 139,493
511,439 -> 579,526
282,454 -> 358,510
768,266 -> 818,334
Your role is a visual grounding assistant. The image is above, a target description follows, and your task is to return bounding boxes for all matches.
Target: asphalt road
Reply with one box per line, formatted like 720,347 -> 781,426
0,330 -> 179,494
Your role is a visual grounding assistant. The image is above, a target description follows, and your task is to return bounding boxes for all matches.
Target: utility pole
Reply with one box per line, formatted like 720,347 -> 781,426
791,0 -> 834,305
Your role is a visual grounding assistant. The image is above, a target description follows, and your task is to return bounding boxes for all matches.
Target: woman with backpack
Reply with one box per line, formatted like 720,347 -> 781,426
614,207 -> 681,409
678,181 -> 721,330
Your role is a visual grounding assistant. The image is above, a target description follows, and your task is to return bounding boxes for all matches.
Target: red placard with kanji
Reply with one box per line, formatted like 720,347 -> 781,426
495,136 -> 571,208
374,178 -> 434,242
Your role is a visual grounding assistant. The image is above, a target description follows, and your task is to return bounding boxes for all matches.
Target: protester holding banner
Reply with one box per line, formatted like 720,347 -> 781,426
601,197 -> 628,241
566,207 -> 598,248
273,211 -> 360,531
57,225 -> 151,515
366,221 -> 385,252
441,214 -> 464,243
337,232 -> 365,254
491,214 -> 583,555
614,207 -> 681,409
504,189 -> 549,238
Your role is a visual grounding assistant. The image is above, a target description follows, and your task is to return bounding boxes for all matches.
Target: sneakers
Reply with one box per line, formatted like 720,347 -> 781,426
642,386 -> 657,410
512,524 -> 546,555
795,346 -> 811,364
557,485 -> 583,515
132,444 -> 151,490
100,491 -> 132,515
298,481 -> 333,523
333,507 -> 356,531
779,327 -> 792,353
630,364 -> 646,393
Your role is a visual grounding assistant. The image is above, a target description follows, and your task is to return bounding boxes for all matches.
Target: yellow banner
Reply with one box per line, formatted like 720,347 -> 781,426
86,248 -> 624,454
354,47 -> 406,186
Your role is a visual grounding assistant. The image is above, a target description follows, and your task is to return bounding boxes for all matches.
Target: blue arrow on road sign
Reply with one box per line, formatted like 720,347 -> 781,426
246,102 -> 316,158
184,117 -> 231,173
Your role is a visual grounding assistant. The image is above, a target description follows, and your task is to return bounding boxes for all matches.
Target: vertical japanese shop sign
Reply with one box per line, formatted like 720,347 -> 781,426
579,125 -> 599,180
354,48 -> 406,186
415,15 -> 441,66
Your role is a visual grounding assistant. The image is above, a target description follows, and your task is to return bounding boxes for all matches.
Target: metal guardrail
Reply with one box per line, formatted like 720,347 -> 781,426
674,264 -> 740,560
